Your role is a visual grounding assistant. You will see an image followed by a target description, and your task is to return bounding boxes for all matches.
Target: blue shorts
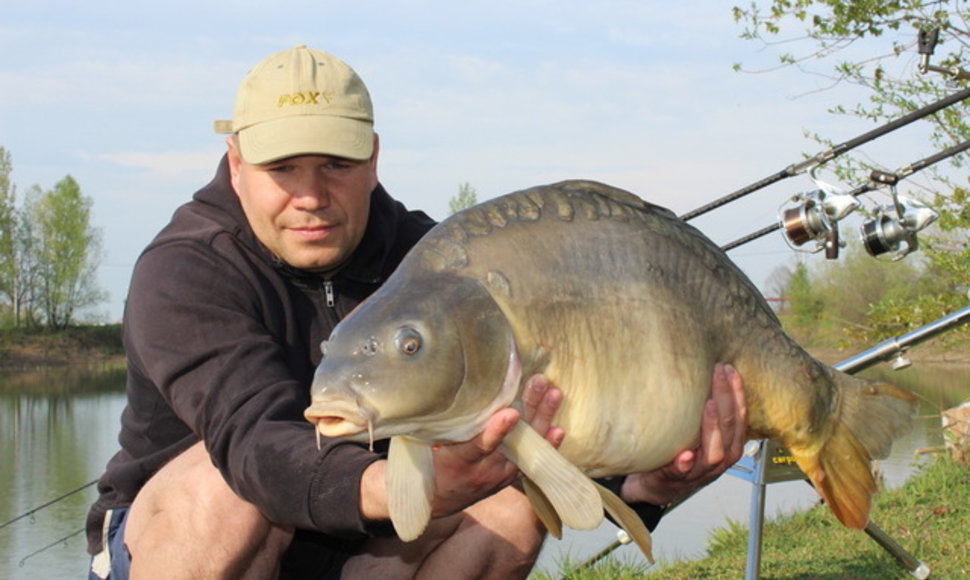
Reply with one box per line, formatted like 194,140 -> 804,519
88,508 -> 131,580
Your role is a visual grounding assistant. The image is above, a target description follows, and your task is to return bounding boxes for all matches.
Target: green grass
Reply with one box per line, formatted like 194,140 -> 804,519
532,455 -> 969,579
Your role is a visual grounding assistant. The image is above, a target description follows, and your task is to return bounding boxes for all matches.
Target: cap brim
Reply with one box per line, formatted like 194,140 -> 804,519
237,115 -> 374,165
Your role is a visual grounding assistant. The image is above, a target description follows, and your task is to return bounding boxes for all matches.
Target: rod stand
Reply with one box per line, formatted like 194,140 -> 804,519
727,439 -> 929,579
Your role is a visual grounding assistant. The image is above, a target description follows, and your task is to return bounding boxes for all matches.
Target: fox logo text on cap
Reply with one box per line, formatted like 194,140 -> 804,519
214,46 -> 375,165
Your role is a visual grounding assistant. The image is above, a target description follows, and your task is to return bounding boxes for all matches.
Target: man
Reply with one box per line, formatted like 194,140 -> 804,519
87,45 -> 747,579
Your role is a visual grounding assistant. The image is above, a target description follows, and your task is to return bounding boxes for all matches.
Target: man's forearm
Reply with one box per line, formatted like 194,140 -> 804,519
359,459 -> 390,522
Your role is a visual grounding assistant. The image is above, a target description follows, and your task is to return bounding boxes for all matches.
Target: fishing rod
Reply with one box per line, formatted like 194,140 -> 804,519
834,302 -> 970,374
565,299 -> 970,577
17,527 -> 87,568
720,138 -> 970,253
0,479 -> 98,531
679,85 -> 970,222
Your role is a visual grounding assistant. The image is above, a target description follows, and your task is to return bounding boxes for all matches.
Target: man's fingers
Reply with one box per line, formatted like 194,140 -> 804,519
714,364 -> 737,424
698,398 -> 726,469
725,364 -> 747,458
440,408 -> 519,466
521,375 -> 549,423
545,426 -> 565,448
521,374 -> 563,446
669,449 -> 696,477
715,364 -> 735,436
531,386 -> 561,434
522,375 -> 560,424
690,363 -> 747,480
478,408 -> 520,454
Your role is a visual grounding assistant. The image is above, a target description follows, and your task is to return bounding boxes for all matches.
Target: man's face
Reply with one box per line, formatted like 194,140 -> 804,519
227,136 -> 379,273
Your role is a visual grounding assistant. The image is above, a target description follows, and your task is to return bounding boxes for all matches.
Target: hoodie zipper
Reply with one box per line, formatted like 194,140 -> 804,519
323,280 -> 336,309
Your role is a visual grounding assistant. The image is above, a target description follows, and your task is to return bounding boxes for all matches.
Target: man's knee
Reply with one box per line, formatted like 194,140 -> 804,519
125,441 -> 292,566
463,486 -> 547,576
342,487 -> 546,579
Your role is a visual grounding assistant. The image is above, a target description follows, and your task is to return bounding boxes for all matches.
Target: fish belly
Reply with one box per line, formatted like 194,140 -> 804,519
529,283 -> 716,478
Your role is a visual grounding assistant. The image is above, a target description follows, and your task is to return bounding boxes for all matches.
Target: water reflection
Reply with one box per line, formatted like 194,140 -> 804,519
1,364 -> 127,580
0,362 -> 967,579
861,363 -> 970,411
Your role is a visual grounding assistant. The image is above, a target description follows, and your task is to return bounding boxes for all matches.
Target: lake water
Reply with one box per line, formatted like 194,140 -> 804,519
1,362 -> 967,579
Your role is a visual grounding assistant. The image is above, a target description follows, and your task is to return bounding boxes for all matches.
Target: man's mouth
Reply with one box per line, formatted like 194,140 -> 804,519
290,224 -> 335,241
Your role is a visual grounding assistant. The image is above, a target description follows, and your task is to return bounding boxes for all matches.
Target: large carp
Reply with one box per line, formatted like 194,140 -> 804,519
304,180 -> 916,561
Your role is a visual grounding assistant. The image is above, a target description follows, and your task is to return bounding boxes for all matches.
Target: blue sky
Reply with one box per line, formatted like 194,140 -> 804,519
1,1 -> 938,321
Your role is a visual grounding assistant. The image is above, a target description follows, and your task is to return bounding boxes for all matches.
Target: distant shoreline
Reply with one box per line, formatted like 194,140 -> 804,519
1,324 -> 967,369
0,324 -> 125,368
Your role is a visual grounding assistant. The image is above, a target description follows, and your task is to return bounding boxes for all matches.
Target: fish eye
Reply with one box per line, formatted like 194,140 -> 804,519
395,327 -> 422,356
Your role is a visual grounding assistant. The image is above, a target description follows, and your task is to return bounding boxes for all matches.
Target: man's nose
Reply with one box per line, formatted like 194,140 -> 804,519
292,174 -> 331,210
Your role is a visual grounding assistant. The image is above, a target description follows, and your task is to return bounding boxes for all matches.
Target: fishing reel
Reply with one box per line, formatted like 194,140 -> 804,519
779,170 -> 861,259
860,189 -> 939,261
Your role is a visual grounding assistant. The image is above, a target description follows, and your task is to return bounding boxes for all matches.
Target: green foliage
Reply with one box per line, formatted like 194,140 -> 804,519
0,151 -> 106,329
786,261 -> 824,332
814,245 -> 927,340
10,185 -> 44,327
779,243 -> 968,346
448,182 -> 479,215
865,292 -> 968,346
0,147 -> 15,310
734,0 -> 970,337
923,184 -> 970,298
32,176 -> 106,329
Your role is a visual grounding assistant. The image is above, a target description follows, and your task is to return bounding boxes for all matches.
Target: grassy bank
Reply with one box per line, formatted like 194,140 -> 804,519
535,455 -> 968,579
0,324 -> 124,367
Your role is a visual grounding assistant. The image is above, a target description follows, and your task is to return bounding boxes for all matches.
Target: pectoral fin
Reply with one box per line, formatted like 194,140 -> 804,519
594,481 -> 655,564
522,476 -> 563,538
387,435 -> 435,541
500,420 -> 603,530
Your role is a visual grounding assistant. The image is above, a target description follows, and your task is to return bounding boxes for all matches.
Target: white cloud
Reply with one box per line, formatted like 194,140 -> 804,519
83,149 -> 222,180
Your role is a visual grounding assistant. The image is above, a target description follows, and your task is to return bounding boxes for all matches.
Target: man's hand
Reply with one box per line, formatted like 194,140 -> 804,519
428,374 -> 564,517
621,363 -> 747,506
358,375 -> 564,522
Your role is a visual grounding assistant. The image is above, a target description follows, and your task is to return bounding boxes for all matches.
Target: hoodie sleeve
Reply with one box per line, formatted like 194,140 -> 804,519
124,233 -> 381,538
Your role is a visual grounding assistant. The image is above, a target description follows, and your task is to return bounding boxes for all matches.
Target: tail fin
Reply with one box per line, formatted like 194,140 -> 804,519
794,374 -> 917,529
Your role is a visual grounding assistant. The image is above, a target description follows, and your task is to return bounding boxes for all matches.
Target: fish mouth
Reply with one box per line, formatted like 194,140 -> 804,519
304,400 -> 375,448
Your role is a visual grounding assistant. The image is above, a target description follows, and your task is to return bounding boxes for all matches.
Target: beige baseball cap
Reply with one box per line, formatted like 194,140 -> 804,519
214,46 -> 374,164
